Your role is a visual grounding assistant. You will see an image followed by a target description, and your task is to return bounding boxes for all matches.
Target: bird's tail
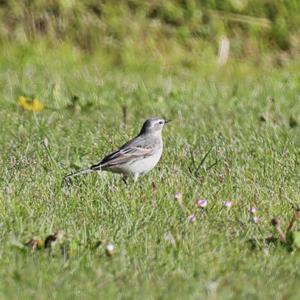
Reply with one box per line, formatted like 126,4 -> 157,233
64,168 -> 93,179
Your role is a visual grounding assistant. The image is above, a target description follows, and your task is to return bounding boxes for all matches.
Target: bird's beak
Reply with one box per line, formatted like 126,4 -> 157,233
165,119 -> 172,124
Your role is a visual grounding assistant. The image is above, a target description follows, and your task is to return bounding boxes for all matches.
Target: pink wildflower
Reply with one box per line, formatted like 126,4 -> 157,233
197,199 -> 208,208
224,201 -> 232,208
174,192 -> 182,200
187,214 -> 196,223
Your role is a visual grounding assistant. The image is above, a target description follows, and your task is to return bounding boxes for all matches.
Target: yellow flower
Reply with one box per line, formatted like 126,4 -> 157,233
18,96 -> 44,112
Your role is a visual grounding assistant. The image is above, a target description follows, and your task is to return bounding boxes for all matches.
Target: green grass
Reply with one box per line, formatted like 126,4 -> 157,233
1,44 -> 300,299
1,0 -> 300,55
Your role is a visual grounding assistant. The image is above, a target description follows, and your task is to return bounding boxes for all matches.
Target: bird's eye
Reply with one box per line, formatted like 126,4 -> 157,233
159,121 -> 163,125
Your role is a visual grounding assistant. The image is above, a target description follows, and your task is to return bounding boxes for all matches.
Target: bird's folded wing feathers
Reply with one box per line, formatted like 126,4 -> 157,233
91,145 -> 154,170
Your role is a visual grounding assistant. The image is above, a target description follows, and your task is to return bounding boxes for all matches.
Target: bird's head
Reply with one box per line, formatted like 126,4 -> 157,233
139,117 -> 171,135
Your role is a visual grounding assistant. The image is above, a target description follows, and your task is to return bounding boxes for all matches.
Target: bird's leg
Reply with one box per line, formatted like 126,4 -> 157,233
122,176 -> 128,185
133,173 -> 140,183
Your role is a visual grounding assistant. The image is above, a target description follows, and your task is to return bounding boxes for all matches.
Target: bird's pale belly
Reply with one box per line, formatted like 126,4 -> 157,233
109,151 -> 162,176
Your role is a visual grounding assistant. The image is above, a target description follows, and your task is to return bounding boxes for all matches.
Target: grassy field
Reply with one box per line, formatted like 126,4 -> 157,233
1,44 -> 300,299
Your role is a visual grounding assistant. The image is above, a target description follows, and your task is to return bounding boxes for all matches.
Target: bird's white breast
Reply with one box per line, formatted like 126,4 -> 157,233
110,147 -> 162,176
129,149 -> 163,175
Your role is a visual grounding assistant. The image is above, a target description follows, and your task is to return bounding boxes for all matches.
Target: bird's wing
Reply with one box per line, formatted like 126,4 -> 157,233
91,136 -> 155,170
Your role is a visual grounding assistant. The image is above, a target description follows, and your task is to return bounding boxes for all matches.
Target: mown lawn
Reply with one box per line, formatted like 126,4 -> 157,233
0,45 -> 300,299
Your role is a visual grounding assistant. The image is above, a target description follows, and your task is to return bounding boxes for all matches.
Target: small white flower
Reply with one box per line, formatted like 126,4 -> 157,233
105,243 -> 115,256
164,232 -> 176,245
106,243 -> 114,252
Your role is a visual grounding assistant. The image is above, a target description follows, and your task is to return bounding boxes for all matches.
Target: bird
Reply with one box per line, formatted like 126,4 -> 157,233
65,117 -> 170,183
